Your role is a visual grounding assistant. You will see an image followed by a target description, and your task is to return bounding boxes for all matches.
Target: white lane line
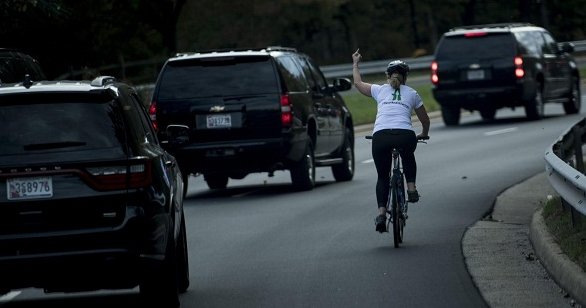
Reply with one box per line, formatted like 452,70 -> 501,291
0,291 -> 21,302
362,159 -> 374,164
484,127 -> 518,136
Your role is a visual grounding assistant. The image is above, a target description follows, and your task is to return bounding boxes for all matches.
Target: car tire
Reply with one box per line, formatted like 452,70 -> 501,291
563,75 -> 581,114
525,83 -> 544,120
177,215 -> 190,293
204,174 -> 228,190
332,128 -> 354,182
290,139 -> 315,191
139,229 -> 180,308
441,106 -> 460,126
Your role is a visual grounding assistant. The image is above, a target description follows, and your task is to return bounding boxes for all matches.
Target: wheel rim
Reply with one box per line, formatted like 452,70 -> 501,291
306,153 -> 314,183
572,78 -> 581,109
345,146 -> 354,173
535,90 -> 544,117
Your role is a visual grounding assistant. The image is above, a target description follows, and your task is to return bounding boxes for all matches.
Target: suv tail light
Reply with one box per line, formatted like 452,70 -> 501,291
148,101 -> 158,131
85,158 -> 152,191
280,94 -> 292,127
514,56 -> 525,78
431,61 -> 439,85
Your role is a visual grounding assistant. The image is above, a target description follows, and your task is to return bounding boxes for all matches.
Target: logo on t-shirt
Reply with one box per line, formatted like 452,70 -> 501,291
382,89 -> 408,109
392,89 -> 401,101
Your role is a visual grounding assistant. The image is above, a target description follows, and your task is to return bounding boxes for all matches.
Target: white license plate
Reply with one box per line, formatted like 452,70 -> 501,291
206,114 -> 231,128
467,70 -> 485,80
7,176 -> 53,200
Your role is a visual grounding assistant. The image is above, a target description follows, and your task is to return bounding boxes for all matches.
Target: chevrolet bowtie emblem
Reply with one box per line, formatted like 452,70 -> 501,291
210,105 -> 225,112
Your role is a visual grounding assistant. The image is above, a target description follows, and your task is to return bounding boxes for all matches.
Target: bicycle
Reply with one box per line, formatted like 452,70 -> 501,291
366,134 -> 429,248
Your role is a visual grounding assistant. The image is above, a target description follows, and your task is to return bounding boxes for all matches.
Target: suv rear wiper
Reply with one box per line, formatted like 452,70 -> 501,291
23,141 -> 87,151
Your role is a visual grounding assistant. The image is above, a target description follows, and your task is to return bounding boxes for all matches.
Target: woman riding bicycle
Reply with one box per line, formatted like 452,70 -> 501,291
352,49 -> 430,233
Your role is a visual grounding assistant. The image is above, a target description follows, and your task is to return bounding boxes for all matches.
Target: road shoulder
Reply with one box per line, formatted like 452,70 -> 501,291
462,172 -> 576,307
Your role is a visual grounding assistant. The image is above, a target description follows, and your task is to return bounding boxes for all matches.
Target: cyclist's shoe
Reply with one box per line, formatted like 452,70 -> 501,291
407,190 -> 420,203
375,214 -> 387,233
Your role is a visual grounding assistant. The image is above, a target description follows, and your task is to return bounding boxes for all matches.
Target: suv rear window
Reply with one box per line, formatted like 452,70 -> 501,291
0,94 -> 125,156
158,56 -> 279,99
436,33 -> 516,60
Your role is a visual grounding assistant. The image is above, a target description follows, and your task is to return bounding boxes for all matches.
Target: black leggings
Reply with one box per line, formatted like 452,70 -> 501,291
372,129 -> 417,209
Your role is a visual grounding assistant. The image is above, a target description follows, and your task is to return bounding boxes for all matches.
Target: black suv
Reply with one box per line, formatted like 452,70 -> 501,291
150,46 -> 354,191
0,76 -> 189,307
0,48 -> 46,84
431,23 -> 581,126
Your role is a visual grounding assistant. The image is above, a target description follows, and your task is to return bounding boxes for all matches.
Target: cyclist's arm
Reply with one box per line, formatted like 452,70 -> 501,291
352,49 -> 372,97
352,65 -> 372,97
415,105 -> 430,138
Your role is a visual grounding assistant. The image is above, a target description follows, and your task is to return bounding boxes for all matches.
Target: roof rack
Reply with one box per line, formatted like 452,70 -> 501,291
265,46 -> 297,52
175,46 -> 297,57
450,22 -> 535,32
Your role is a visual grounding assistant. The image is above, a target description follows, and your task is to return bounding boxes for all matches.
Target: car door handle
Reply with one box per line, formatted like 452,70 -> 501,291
165,160 -> 176,168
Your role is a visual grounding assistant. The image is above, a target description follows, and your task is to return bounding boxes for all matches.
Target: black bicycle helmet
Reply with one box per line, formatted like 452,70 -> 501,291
386,60 -> 410,77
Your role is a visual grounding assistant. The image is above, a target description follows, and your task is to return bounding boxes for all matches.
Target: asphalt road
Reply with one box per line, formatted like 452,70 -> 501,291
2,100 -> 584,308
177,104 -> 584,308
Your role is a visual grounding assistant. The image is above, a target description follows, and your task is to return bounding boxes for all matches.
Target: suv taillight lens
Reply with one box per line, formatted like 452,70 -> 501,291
281,94 -> 292,127
148,101 -> 158,131
85,159 -> 152,191
431,61 -> 439,85
514,56 -> 524,78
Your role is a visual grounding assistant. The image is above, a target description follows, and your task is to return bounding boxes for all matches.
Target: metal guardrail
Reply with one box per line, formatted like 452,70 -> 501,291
61,40 -> 586,81
322,55 -> 433,78
323,40 -> 586,79
545,117 -> 586,224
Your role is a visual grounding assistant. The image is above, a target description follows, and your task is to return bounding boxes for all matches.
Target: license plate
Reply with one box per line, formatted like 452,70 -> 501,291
206,114 -> 231,128
7,176 -> 53,200
467,70 -> 485,80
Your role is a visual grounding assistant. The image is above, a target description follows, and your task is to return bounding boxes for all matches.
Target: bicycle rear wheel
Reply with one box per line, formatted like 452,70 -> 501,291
397,178 -> 406,244
390,187 -> 402,248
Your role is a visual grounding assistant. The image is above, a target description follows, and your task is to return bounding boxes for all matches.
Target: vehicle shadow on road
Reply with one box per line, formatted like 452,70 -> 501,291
0,292 -> 139,308
185,181 -> 336,201
437,112 -> 568,130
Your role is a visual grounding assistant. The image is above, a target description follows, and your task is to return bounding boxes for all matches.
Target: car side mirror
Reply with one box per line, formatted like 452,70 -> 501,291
332,78 -> 352,92
559,42 -> 575,54
166,125 -> 190,145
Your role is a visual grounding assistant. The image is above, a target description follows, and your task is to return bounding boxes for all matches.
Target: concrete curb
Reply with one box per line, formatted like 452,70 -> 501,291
530,209 -> 586,306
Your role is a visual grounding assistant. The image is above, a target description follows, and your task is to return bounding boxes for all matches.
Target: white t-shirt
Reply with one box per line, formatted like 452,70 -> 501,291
370,84 -> 423,134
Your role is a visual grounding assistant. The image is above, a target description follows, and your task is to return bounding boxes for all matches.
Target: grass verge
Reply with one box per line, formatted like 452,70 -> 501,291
342,83 -> 440,126
542,195 -> 586,271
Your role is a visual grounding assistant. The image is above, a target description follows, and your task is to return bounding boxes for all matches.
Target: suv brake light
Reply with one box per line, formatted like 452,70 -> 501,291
280,94 -> 292,127
85,159 -> 152,190
431,61 -> 439,85
464,32 -> 487,38
514,56 -> 525,78
148,101 -> 158,131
